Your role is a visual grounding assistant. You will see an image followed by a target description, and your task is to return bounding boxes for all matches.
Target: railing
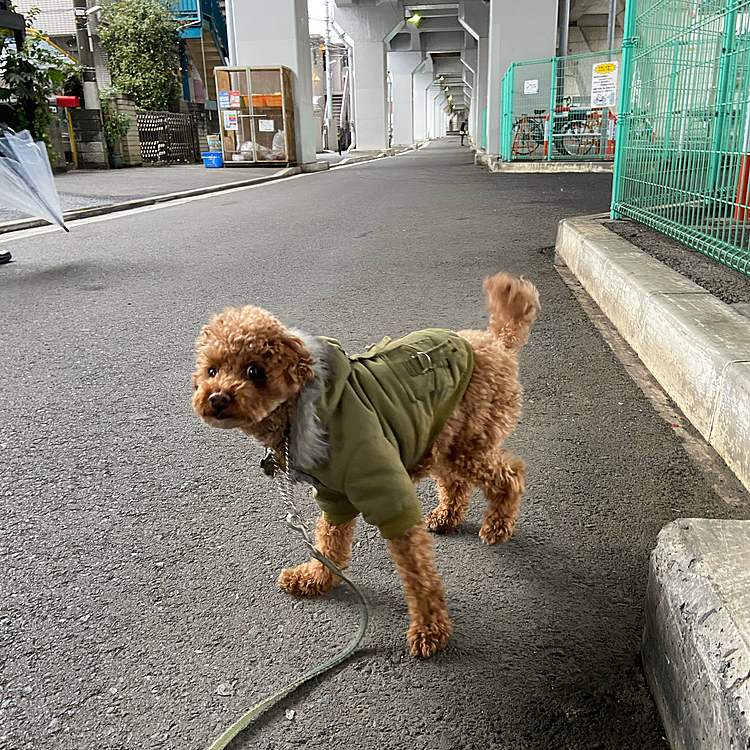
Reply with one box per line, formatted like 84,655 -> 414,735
499,50 -> 622,162
611,0 -> 750,277
175,0 -> 229,61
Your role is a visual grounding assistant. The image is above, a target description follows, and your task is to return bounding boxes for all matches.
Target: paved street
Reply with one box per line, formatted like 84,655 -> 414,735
1,138 -> 748,750
0,164 -> 287,224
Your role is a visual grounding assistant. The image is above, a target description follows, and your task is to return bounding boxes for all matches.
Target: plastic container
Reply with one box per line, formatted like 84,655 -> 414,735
201,151 -> 223,168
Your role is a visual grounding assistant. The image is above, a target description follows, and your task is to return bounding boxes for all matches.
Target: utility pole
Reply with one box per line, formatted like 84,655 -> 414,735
74,0 -> 100,109
324,0 -> 335,149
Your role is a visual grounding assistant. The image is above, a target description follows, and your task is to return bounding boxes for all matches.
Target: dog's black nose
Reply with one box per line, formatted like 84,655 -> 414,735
209,391 -> 231,413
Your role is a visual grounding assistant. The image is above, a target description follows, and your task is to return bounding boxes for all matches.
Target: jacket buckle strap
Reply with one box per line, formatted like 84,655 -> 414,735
411,351 -> 433,374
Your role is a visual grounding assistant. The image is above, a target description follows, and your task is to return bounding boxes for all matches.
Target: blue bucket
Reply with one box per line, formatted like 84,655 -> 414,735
201,151 -> 223,168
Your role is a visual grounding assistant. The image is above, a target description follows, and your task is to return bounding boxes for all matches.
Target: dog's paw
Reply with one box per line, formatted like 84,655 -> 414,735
407,619 -> 451,658
479,517 -> 516,545
278,562 -> 337,596
425,507 -> 461,534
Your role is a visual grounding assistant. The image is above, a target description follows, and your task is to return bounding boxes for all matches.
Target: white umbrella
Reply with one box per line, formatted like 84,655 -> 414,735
0,128 -> 68,231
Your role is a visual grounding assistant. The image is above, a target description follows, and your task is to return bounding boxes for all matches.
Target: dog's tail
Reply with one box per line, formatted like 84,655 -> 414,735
483,272 -> 540,349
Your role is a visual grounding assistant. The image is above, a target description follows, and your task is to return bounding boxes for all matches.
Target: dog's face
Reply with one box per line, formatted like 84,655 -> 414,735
192,306 -> 313,431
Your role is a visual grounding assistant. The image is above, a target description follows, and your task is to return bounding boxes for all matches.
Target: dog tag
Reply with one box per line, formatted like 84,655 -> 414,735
260,452 -> 278,478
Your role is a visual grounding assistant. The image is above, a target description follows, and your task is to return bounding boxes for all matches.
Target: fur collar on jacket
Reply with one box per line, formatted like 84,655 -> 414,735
289,331 -> 330,473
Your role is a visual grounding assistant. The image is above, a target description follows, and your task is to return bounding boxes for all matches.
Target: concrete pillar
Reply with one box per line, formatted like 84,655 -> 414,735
387,50 -> 423,146
485,0 -> 558,155
228,0 -> 316,164
334,3 -> 403,151
460,0 -> 489,148
412,70 -> 433,142
461,46 -> 477,142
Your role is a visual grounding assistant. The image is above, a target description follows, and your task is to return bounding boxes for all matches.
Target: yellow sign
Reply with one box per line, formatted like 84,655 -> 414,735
594,62 -> 617,75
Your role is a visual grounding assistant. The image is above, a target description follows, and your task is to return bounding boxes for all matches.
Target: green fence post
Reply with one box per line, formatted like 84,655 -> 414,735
708,0 -> 739,197
611,0 -> 637,219
548,56 -> 557,161
500,64 -> 514,160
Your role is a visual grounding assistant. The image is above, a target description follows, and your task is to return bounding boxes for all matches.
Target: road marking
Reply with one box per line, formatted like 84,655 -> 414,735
556,261 -> 748,506
0,170 -> 315,245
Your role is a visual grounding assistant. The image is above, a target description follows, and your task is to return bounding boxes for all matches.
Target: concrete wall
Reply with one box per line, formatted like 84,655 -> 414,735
115,95 -> 143,167
486,0 -> 558,155
69,109 -> 109,170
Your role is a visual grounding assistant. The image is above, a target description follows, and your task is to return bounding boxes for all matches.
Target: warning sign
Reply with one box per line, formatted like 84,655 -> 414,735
591,61 -> 618,108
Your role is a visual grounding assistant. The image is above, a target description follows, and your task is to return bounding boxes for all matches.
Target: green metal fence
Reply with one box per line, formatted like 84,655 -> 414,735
499,50 -> 623,161
612,0 -> 750,276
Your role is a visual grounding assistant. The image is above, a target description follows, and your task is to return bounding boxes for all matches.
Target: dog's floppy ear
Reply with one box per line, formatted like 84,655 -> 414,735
274,332 -> 314,388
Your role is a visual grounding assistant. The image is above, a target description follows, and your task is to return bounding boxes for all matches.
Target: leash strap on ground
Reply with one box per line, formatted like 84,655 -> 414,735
204,549 -> 370,750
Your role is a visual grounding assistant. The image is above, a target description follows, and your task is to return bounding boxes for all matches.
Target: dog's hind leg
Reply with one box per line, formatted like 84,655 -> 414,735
425,476 -> 473,534
475,451 -> 526,545
387,523 -> 452,657
278,516 -> 357,596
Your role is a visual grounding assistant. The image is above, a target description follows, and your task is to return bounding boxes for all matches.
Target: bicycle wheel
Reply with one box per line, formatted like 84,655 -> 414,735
561,119 -> 600,157
512,118 -> 544,157
512,119 -> 534,156
528,120 -> 544,156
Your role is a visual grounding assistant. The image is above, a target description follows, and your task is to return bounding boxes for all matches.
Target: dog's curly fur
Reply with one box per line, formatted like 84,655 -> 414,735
192,272 -> 539,657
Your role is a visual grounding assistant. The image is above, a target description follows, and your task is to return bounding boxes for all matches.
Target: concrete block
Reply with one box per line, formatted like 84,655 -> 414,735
644,519 -> 750,750
639,294 -> 750,439
487,157 -> 614,173
711,362 -> 750,490
557,217 -> 706,347
299,160 -> 330,173
556,216 -> 750,492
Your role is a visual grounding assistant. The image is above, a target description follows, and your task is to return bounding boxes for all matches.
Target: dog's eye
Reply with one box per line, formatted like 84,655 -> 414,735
245,364 -> 265,381
207,367 -> 217,377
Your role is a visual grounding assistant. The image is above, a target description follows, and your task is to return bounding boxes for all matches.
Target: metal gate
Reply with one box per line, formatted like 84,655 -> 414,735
612,0 -> 750,277
136,111 -> 200,164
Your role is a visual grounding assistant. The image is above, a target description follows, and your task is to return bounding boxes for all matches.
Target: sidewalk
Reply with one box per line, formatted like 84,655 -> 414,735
0,164 -> 288,224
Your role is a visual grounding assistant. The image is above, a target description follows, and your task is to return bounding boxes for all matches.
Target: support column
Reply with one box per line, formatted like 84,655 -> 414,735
412,69 -> 433,142
388,50 -> 423,146
473,36 -> 488,146
485,0 -> 558,155
335,3 -> 403,151
228,0 -> 316,164
461,46 -> 477,143
460,0 -> 489,147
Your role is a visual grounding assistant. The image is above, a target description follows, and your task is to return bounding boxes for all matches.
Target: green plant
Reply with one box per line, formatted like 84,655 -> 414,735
99,0 -> 180,112
99,85 -> 131,153
0,10 -> 76,150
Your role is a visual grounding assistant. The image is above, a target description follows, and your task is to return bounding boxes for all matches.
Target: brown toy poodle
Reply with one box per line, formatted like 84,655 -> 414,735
192,272 -> 539,657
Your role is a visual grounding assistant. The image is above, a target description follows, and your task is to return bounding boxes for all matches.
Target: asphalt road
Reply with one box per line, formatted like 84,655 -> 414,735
0,164 -> 286,224
2,139 -> 747,750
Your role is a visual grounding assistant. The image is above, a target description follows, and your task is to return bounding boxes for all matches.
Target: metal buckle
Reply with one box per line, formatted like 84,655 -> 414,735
411,351 -> 433,374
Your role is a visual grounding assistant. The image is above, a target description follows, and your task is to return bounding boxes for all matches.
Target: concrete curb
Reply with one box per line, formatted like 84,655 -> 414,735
473,149 -> 614,173
0,166 -> 303,235
643,519 -> 750,750
331,142 -> 425,168
555,215 -> 750,493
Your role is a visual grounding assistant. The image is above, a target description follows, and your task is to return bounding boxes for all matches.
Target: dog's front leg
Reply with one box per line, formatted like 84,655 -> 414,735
278,516 -> 357,596
387,523 -> 451,657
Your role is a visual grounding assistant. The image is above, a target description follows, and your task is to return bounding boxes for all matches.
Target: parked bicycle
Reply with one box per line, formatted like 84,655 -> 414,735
511,109 -> 546,156
512,97 -> 616,159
